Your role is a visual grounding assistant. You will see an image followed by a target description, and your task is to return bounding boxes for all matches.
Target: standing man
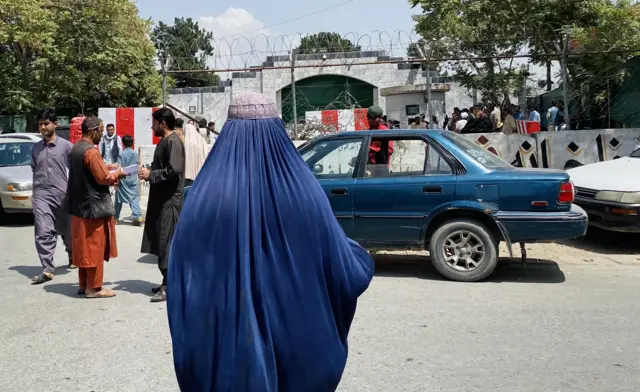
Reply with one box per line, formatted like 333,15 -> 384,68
30,109 -> 73,285
115,135 -> 143,226
65,116 -> 122,298
207,121 -> 217,144
461,104 -> 494,134
529,106 -> 541,122
197,118 -> 209,143
139,108 -> 185,303
98,123 -> 123,165
366,105 -> 393,167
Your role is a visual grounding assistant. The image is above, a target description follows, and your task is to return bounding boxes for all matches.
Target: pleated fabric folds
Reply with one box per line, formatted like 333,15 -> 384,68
167,95 -> 374,392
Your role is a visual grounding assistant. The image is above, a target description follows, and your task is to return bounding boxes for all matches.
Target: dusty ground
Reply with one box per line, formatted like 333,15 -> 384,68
1,213 -> 639,392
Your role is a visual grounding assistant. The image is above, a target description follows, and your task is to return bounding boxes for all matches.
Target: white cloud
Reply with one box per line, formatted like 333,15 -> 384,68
199,8 -> 300,77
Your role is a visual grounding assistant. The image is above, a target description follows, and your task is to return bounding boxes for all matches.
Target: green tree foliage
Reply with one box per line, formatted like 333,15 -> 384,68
152,17 -> 219,88
410,0 -> 640,119
565,1 -> 640,122
0,0 -> 162,118
410,0 -> 530,108
296,32 -> 361,54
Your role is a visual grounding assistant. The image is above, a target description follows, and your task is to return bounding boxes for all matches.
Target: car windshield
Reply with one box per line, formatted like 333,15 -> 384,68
630,148 -> 640,158
0,142 -> 34,167
443,132 -> 513,169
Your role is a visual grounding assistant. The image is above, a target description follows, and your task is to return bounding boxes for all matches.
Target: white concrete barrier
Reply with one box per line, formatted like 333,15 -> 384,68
135,129 -> 640,197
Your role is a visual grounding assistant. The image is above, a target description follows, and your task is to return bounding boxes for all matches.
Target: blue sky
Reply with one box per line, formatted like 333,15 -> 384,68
134,0 -> 554,83
136,0 -> 418,38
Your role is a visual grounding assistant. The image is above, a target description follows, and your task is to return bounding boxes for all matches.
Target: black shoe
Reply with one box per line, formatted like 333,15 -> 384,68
31,273 -> 53,285
151,286 -> 162,294
150,287 -> 166,303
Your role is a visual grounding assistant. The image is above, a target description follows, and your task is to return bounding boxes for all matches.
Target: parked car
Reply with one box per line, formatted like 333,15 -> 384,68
0,138 -> 37,217
297,130 -> 587,282
568,149 -> 640,233
0,133 -> 42,142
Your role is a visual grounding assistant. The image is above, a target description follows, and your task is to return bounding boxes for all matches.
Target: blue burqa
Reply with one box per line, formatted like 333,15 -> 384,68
167,94 -> 374,392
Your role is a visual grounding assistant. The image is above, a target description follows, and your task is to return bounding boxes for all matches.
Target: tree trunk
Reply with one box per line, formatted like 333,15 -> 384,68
546,62 -> 552,92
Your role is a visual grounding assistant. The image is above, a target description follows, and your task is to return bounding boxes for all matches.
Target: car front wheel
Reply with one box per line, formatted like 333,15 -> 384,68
428,218 -> 499,282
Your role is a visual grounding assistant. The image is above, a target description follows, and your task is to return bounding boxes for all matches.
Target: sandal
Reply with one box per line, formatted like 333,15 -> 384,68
31,274 -> 53,285
85,289 -> 116,299
77,288 -> 86,295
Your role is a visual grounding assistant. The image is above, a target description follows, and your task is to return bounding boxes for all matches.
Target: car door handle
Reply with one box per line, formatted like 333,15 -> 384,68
422,186 -> 441,194
331,188 -> 348,196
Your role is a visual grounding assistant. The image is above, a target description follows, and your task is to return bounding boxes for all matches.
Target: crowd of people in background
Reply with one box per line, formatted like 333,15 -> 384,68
377,101 -> 565,134
437,101 -> 566,134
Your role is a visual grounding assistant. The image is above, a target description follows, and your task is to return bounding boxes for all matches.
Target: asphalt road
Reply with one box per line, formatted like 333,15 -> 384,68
1,213 -> 639,392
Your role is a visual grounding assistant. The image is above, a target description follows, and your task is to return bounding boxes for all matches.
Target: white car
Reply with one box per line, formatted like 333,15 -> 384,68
0,133 -> 42,142
0,137 -> 36,216
567,149 -> 640,232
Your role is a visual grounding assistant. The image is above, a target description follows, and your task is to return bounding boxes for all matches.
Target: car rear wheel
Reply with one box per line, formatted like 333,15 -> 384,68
428,218 -> 499,282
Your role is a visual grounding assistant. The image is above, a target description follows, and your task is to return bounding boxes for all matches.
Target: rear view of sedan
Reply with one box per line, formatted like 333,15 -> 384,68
0,138 -> 36,216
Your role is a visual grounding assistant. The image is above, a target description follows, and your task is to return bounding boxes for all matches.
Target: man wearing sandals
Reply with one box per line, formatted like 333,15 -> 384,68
64,116 -> 125,299
30,109 -> 74,285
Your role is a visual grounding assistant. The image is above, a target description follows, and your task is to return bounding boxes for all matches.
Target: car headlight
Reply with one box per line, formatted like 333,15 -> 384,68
595,191 -> 640,204
620,192 -> 640,204
595,191 -> 622,202
8,182 -> 33,192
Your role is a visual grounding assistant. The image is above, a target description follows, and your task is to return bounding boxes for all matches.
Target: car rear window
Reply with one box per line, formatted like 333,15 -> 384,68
443,132 -> 513,170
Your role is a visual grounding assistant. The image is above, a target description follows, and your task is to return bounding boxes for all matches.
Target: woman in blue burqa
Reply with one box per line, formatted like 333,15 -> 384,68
167,93 -> 374,392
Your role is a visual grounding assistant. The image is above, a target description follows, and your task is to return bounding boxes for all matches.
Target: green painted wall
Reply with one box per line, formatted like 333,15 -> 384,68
280,74 -> 375,124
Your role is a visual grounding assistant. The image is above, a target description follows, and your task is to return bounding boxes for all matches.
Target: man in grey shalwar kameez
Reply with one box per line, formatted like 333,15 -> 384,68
30,109 -> 74,284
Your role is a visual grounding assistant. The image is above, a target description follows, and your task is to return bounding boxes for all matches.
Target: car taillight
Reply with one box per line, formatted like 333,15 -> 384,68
558,181 -> 574,203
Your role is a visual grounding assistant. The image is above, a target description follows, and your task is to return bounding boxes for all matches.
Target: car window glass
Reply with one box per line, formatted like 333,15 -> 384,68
0,142 -> 33,167
366,138 -> 427,178
301,138 -> 363,179
426,146 -> 453,175
443,131 -> 512,169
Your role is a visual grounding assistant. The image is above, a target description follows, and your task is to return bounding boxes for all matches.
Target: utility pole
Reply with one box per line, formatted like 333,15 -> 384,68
290,48 -> 298,139
561,32 -> 570,130
161,56 -> 167,107
415,41 -> 434,126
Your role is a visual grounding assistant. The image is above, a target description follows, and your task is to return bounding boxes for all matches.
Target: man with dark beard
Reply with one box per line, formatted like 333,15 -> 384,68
65,116 -> 122,298
30,109 -> 73,285
138,108 -> 185,303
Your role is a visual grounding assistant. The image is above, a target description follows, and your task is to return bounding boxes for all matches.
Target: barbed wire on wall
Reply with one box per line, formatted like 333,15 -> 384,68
157,29 -> 640,130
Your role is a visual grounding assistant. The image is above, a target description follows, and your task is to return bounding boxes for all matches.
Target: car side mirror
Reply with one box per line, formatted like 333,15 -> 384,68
313,164 -> 323,174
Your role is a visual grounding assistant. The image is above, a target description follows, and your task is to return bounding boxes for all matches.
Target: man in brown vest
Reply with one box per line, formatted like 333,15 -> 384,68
64,116 -> 124,298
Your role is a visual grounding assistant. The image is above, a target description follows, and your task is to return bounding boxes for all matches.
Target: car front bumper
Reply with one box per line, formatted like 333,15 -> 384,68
574,197 -> 640,233
493,204 -> 589,242
0,190 -> 33,213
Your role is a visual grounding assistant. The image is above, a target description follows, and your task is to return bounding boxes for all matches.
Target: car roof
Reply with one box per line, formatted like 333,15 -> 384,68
0,137 -> 37,143
0,133 -> 41,138
316,129 -> 448,139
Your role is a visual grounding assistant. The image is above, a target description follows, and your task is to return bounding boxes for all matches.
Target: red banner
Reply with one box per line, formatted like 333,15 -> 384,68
321,110 -> 339,132
151,107 -> 161,144
354,108 -> 368,131
115,107 -> 135,147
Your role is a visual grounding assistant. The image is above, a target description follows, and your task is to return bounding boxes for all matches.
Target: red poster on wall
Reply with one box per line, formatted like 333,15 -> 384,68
321,110 -> 339,133
116,107 -> 135,148
354,108 -> 368,130
151,107 -> 161,144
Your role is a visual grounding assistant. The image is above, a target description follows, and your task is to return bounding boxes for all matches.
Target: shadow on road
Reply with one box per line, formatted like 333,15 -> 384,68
111,279 -> 155,296
42,283 -> 82,298
560,227 -> 640,255
373,254 -> 565,284
137,255 -> 157,264
0,214 -> 33,227
8,265 -> 72,279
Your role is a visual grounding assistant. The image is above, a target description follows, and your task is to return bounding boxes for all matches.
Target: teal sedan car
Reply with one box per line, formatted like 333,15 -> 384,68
297,130 -> 587,282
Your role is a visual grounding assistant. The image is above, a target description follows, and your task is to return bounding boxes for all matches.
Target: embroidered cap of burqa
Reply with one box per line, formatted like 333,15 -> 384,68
167,93 -> 374,392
